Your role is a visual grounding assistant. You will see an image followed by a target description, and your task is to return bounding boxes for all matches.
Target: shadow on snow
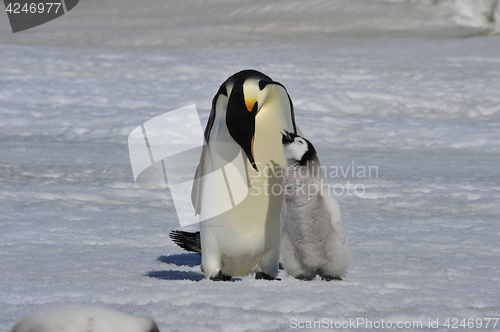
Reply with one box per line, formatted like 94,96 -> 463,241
157,253 -> 201,267
146,253 -> 241,282
145,253 -> 204,281
146,270 -> 205,281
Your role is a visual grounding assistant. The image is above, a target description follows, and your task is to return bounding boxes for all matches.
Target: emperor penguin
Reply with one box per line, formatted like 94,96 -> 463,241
280,130 -> 349,281
11,304 -> 159,332
191,70 -> 298,280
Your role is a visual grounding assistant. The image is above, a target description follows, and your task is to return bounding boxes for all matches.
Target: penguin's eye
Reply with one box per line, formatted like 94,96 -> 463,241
296,139 -> 305,145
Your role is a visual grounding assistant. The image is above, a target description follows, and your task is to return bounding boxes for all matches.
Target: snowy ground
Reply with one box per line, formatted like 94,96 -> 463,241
1,1 -> 500,331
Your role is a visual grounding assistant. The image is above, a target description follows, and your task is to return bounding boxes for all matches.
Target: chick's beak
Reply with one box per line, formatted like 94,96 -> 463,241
281,129 -> 293,144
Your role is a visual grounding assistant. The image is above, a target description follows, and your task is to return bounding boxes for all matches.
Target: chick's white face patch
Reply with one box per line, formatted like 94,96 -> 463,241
284,136 -> 309,162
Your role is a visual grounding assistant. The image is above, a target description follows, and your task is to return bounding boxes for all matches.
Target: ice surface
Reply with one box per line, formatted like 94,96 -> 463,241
0,0 -> 496,48
1,0 -> 500,331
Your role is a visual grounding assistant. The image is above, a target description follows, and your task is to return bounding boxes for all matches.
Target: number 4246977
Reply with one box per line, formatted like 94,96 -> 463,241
5,3 -> 62,14
444,318 -> 498,329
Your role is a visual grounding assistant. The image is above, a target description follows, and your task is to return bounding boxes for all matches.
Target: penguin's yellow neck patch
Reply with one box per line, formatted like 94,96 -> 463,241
243,78 -> 261,113
246,99 -> 257,112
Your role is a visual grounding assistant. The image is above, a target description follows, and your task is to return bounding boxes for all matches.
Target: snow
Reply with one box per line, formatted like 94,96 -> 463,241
1,0 -> 500,331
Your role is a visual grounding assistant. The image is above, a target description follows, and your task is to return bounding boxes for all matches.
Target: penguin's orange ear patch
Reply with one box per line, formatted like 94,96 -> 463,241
246,99 -> 257,112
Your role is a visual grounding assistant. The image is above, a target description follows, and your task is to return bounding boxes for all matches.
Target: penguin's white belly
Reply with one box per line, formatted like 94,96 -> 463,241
202,190 -> 281,276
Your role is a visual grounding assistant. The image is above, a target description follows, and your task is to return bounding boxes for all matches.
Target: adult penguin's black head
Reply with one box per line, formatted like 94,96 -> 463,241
220,70 -> 295,172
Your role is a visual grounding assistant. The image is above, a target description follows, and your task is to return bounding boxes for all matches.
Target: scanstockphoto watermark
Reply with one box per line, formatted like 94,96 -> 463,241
248,161 -> 378,198
289,317 -> 499,329
127,105 -> 379,227
290,318 -> 425,329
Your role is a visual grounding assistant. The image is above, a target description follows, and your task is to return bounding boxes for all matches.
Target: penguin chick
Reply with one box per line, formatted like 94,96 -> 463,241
11,304 -> 159,332
280,130 -> 350,281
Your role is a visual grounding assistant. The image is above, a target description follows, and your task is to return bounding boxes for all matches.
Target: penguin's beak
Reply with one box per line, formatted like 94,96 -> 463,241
226,92 -> 259,172
281,130 -> 293,144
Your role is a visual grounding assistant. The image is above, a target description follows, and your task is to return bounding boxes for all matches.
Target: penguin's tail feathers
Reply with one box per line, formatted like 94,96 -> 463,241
169,230 -> 202,255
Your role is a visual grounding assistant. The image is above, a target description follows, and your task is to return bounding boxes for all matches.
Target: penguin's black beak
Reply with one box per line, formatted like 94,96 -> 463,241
281,130 -> 294,145
226,86 -> 259,172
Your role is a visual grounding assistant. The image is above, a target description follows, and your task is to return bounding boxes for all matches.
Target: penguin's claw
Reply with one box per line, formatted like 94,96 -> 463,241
322,275 -> 342,281
295,275 -> 314,281
255,272 -> 281,281
210,271 -> 232,281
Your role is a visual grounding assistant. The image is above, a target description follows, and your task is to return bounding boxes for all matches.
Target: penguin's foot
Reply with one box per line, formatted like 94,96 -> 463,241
255,272 -> 281,281
322,275 -> 342,281
295,275 -> 314,281
210,271 -> 232,282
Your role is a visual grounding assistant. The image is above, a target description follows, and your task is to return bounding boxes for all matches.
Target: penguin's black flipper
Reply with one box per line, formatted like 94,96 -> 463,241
169,230 -> 201,255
